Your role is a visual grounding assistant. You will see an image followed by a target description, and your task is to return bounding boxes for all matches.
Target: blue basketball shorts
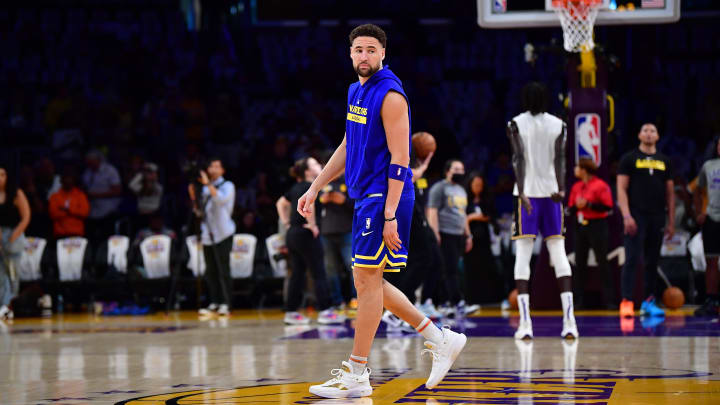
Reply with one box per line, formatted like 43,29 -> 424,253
351,194 -> 413,272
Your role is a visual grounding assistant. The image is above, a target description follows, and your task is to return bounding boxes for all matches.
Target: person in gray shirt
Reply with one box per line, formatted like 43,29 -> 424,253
694,137 -> 720,316
427,159 -> 473,313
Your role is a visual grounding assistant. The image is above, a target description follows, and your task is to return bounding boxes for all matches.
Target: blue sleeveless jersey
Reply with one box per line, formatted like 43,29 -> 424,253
345,67 -> 414,200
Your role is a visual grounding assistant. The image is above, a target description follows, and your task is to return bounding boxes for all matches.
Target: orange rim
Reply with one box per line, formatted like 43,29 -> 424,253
552,0 -> 602,8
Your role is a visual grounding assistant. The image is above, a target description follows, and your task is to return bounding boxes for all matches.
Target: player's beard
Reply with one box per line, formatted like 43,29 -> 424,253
355,61 -> 381,77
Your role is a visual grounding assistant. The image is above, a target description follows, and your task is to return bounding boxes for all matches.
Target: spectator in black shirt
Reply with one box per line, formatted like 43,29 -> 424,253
617,123 -> 675,318
276,157 -> 345,326
464,172 -> 499,306
319,174 -> 356,309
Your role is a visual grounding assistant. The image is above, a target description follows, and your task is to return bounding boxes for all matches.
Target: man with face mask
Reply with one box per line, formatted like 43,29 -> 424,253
427,159 -> 473,315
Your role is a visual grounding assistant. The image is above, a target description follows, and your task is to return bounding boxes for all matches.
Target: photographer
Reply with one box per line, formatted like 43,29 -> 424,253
188,157 -> 235,317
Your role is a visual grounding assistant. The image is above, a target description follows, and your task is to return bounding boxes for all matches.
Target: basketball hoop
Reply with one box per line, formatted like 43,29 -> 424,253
552,0 -> 602,53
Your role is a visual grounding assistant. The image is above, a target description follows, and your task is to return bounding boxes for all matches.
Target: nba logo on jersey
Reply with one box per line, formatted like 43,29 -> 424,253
575,113 -> 601,165
494,0 -> 507,12
366,217 -> 371,230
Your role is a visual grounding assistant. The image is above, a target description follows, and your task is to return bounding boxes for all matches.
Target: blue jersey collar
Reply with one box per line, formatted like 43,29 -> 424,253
361,66 -> 401,88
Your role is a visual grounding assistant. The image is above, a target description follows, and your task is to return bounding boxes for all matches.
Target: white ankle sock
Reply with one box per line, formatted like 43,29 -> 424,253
348,354 -> 367,375
415,317 -> 443,344
561,292 -> 575,322
517,294 -> 531,325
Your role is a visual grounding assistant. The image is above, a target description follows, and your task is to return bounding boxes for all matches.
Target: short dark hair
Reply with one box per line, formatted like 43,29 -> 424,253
521,82 -> 548,115
577,157 -> 598,175
640,122 -> 658,132
349,24 -> 387,48
205,156 -> 222,169
443,159 -> 462,175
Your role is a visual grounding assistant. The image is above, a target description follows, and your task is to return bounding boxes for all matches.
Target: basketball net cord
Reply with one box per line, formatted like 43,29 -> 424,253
555,1 -> 601,53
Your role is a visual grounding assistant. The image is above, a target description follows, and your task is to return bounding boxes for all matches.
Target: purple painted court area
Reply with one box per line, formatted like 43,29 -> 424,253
282,316 -> 720,339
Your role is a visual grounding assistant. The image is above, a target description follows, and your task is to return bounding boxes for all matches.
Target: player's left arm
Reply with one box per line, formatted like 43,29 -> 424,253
552,124 -> 567,203
381,90 -> 410,252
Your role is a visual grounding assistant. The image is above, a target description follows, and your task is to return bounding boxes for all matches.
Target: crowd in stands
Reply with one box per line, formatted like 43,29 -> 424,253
0,4 -> 719,316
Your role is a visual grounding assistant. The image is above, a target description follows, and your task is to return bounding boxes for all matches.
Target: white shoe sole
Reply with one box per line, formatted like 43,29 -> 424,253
425,332 -> 467,389
317,317 -> 346,325
561,327 -> 579,339
309,384 -> 372,398
284,319 -> 310,325
514,329 -> 533,340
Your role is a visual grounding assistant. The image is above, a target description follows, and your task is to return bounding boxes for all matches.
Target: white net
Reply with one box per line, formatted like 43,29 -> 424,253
554,1 -> 601,53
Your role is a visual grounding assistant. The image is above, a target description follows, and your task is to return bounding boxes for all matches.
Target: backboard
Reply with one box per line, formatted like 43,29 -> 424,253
478,0 -> 681,28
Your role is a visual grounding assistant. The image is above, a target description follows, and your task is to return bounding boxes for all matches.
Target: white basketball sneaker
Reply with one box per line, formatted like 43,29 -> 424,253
514,321 -> 534,340
217,304 -> 230,316
0,305 -> 11,320
198,303 -> 218,316
284,311 -> 310,325
318,309 -> 347,325
381,310 -> 403,328
314,398 -> 373,405
422,326 -> 467,389
309,361 -> 372,399
561,318 -> 579,339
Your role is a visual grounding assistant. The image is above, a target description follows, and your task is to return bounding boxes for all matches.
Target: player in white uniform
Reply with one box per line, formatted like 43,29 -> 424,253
508,82 -> 579,340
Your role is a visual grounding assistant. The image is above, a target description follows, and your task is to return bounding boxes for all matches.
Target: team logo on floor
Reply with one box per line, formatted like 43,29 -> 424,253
116,367 -> 717,404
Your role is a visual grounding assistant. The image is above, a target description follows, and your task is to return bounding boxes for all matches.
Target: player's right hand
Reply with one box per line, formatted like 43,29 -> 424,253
520,194 -> 533,214
623,216 -> 638,236
550,191 -> 565,203
297,187 -> 318,218
383,219 -> 401,252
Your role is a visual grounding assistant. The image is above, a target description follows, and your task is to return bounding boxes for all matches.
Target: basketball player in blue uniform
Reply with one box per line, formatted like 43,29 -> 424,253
297,24 -> 466,399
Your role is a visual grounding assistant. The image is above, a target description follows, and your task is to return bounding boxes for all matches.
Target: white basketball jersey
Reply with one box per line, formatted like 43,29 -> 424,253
107,235 -> 129,273
512,111 -> 565,197
186,235 -> 206,277
18,237 -> 47,281
230,234 -> 256,279
265,233 -> 287,278
140,235 -> 172,279
57,237 -> 88,281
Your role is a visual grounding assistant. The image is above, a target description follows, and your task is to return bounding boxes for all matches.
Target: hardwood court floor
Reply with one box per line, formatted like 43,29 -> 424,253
1,308 -> 719,404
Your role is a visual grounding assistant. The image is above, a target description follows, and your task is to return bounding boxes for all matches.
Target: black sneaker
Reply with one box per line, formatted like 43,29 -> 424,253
694,298 -> 719,317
